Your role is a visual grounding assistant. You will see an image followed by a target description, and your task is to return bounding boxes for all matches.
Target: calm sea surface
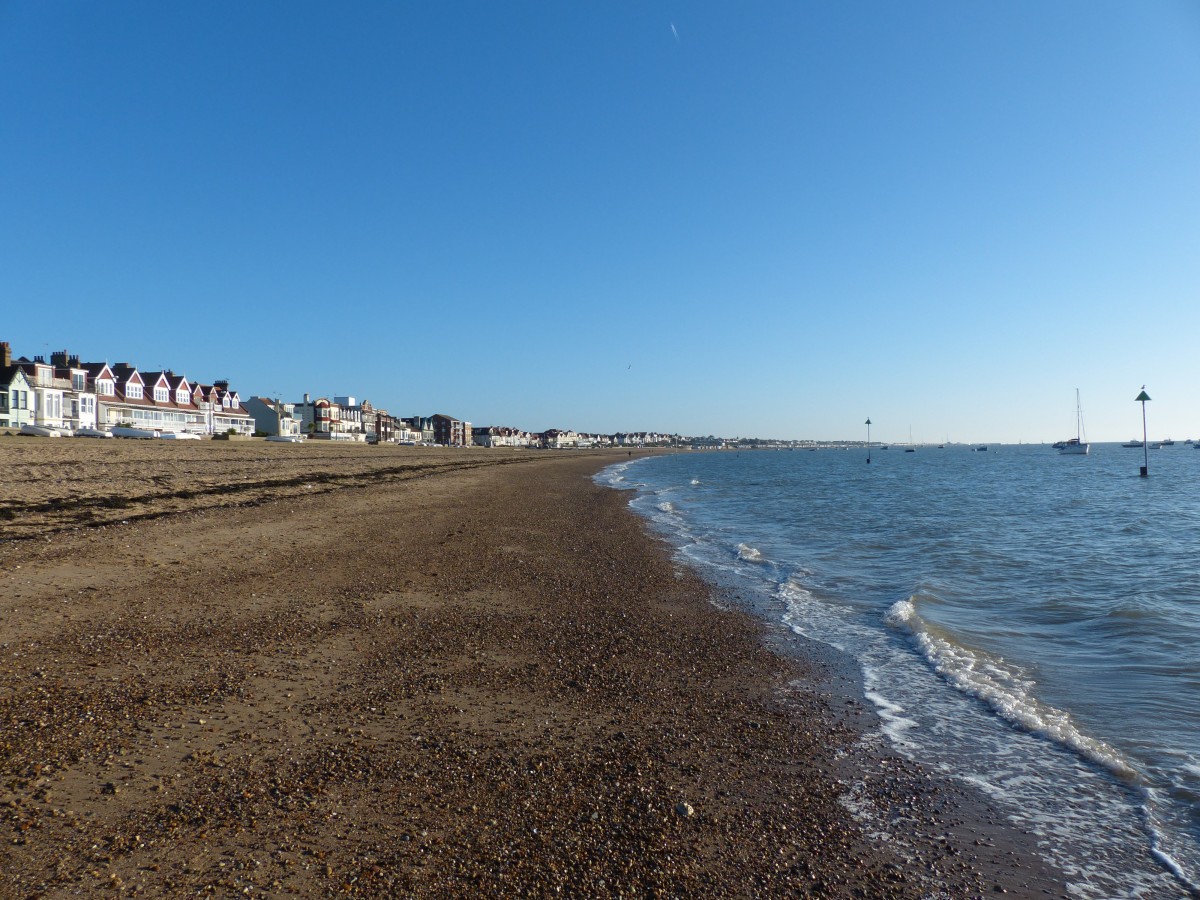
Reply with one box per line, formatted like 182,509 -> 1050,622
599,444 -> 1200,898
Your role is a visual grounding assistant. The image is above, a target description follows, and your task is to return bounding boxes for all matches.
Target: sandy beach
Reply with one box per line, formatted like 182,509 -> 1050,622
0,438 -> 1065,897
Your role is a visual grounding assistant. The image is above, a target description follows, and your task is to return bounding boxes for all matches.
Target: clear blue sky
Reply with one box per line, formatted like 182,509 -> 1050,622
2,2 -> 1198,441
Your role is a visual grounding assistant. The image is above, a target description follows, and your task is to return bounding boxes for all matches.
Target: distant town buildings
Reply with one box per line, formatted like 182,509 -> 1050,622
1,339 -> 727,447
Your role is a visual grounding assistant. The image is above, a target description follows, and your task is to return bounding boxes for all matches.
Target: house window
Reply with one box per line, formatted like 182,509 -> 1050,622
154,387 -> 169,403
127,384 -> 142,399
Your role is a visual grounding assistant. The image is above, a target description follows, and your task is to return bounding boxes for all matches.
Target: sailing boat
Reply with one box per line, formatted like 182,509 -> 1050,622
905,426 -> 916,452
1055,389 -> 1090,455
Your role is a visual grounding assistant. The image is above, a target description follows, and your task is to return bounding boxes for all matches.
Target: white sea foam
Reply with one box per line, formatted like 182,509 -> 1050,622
863,666 -> 919,749
690,478 -> 701,485
885,597 -> 1137,782
657,501 -> 675,513
736,543 -> 764,562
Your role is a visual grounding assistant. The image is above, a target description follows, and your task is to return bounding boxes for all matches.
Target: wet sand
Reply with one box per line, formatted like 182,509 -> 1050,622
0,438 -> 1065,896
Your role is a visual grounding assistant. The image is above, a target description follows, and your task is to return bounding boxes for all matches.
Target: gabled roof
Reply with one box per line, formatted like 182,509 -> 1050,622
0,365 -> 32,387
81,362 -> 116,382
110,364 -> 145,386
140,371 -> 173,391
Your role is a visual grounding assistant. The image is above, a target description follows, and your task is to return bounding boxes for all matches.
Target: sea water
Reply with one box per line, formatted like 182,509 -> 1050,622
599,445 -> 1200,898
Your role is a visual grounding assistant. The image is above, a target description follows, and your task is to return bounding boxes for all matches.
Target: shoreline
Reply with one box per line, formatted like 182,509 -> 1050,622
1,441 -> 1065,896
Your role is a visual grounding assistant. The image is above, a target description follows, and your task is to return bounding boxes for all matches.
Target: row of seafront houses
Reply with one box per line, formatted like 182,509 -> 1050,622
0,342 -> 678,448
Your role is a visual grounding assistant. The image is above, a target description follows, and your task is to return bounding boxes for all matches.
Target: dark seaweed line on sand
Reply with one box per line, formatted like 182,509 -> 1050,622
0,455 -> 549,544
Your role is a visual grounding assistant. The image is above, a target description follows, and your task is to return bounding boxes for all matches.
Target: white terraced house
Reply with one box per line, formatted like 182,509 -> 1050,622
0,345 -> 34,430
472,426 -> 534,448
244,397 -> 302,438
80,359 -> 252,436
51,351 -> 98,431
1,348 -> 99,434
12,354 -> 68,432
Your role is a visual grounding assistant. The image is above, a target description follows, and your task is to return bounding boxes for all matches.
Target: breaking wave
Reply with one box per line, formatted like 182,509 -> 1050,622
885,597 -> 1135,781
736,543 -> 764,562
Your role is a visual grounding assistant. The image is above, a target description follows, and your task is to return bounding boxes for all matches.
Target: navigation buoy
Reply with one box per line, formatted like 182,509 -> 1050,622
1136,388 -> 1151,477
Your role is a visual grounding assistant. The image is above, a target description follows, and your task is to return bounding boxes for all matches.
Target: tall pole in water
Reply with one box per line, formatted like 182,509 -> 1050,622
1136,388 -> 1151,477
865,418 -> 872,464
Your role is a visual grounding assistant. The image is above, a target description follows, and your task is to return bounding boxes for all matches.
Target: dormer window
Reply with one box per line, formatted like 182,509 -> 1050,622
154,387 -> 169,403
176,389 -> 189,404
126,384 -> 142,399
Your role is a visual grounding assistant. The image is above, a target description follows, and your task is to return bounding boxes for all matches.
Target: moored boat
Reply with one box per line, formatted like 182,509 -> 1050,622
1057,390 -> 1089,455
1122,439 -> 1144,448
74,427 -> 114,439
111,426 -> 160,439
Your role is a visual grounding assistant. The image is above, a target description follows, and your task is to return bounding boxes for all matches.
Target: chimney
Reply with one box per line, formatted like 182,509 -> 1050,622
0,342 -> 9,367
51,350 -> 69,367
215,379 -> 229,391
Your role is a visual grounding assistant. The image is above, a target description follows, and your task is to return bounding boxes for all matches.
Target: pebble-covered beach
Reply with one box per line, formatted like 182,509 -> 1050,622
0,439 -> 1065,897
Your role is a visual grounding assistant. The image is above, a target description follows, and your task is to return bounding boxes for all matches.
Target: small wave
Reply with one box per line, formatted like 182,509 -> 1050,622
736,543 -> 764,562
690,478 -> 701,485
885,597 -> 1137,782
657,501 -> 676,513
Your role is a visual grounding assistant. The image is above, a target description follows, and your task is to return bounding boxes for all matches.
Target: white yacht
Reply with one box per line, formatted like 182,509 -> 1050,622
1057,390 -> 1089,455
